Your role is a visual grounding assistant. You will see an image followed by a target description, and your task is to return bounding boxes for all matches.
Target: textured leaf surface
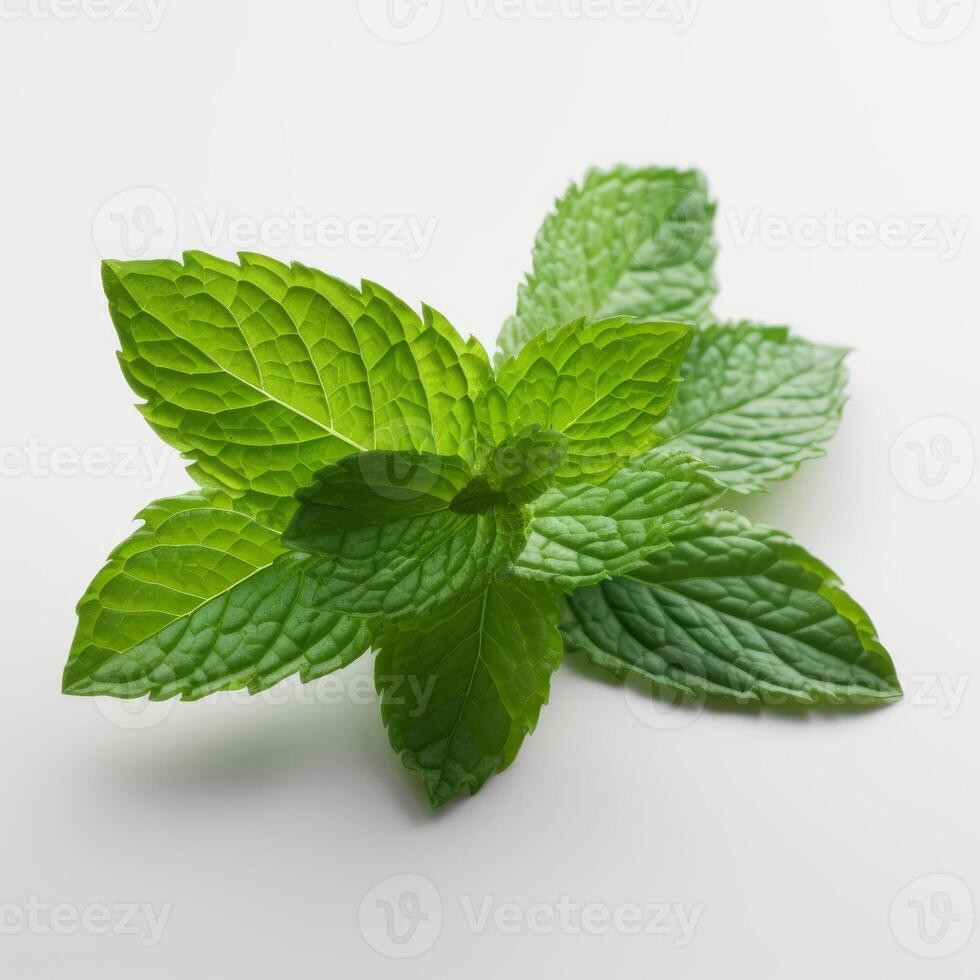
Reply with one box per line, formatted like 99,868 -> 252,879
513,451 -> 726,589
104,252 -> 495,507
285,451 -> 476,549
496,317 -> 691,482
657,322 -> 848,493
285,451 -> 527,620
63,491 -> 371,700
482,426 -> 568,505
497,166 -> 717,362
377,577 -> 563,807
563,512 -> 901,705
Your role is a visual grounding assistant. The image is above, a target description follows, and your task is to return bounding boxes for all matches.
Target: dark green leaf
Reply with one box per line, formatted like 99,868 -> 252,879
377,577 -> 563,807
563,512 -> 901,705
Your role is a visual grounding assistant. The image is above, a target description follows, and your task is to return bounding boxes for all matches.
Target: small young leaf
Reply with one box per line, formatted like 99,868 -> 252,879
496,317 -> 691,483
497,165 -> 717,362
512,450 -> 726,589
284,451 -> 527,620
657,322 -> 848,493
377,576 -> 563,807
481,425 -> 568,505
563,512 -> 901,706
451,427 -> 568,512
63,491 -> 371,701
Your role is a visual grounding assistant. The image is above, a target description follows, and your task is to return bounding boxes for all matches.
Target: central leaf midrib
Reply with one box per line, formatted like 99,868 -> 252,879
122,281 -> 369,454
435,585 -> 491,789
661,348 -> 839,444
69,554 -> 285,690
619,573 -> 878,686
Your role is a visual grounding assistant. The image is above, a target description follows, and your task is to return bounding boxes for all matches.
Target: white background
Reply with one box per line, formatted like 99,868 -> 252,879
2,1 -> 978,976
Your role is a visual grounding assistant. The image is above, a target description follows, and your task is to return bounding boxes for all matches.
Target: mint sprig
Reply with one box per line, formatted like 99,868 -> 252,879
63,165 -> 901,808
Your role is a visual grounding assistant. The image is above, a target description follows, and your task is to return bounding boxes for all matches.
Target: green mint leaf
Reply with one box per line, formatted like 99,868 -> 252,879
283,451 -> 527,620
563,511 -> 901,706
104,252 -> 496,507
497,165 -> 717,363
377,576 -> 563,807
496,317 -> 691,483
63,491 -> 371,700
657,321 -> 848,493
512,450 -> 726,589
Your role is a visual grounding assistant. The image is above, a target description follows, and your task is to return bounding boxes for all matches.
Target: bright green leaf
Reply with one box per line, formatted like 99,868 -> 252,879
63,491 -> 371,701
497,165 -> 717,362
563,511 -> 901,706
496,316 -> 691,483
513,450 -> 726,589
377,576 -> 563,807
657,322 -> 848,493
104,252 -> 496,509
